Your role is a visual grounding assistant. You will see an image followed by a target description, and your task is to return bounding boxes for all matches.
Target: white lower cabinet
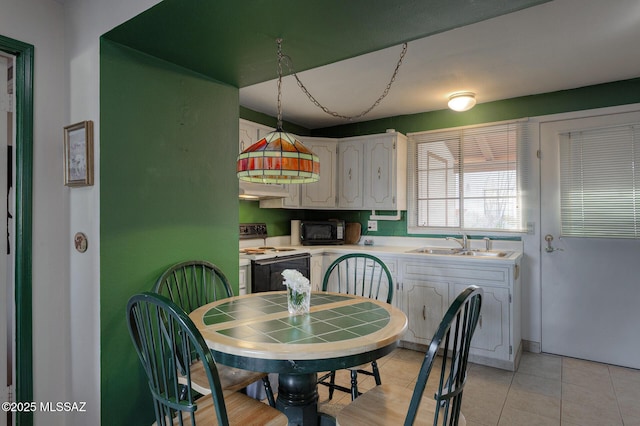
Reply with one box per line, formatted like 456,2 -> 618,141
320,253 -> 397,304
376,256 -> 397,305
239,264 -> 249,295
397,258 -> 521,371
310,253 -> 325,292
401,277 -> 450,346
452,283 -> 511,362
315,251 -> 521,370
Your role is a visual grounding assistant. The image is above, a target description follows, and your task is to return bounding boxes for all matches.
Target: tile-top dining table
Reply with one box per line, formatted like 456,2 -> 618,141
189,291 -> 408,426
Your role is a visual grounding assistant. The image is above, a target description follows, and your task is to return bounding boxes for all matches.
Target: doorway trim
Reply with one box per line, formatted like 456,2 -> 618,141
0,35 -> 34,426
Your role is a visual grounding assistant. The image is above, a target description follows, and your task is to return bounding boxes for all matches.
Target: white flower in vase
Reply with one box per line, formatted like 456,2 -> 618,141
282,269 -> 311,315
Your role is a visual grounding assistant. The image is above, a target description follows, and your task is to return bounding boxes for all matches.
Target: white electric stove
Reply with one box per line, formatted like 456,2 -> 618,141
239,223 -> 311,292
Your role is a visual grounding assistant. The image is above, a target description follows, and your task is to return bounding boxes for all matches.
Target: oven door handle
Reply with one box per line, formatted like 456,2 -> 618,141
252,253 -> 311,266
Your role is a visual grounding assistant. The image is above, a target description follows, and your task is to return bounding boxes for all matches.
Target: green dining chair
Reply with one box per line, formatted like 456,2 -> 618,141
336,286 -> 483,426
126,292 -> 287,426
318,253 -> 394,400
153,260 -> 275,407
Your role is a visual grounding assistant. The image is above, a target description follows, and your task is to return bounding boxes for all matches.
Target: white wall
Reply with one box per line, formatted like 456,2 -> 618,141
1,0 -> 158,424
0,1 -> 68,425
64,2 -> 160,424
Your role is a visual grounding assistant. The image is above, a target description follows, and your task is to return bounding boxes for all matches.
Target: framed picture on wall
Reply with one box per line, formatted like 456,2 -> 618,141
64,120 -> 94,187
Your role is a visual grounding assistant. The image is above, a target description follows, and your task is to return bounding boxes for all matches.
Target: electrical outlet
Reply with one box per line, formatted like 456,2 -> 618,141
527,222 -> 535,235
367,220 -> 378,232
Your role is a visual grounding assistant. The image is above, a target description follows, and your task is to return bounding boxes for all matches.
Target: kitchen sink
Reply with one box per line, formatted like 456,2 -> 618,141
407,247 -> 511,257
457,250 -> 510,257
408,247 -> 463,255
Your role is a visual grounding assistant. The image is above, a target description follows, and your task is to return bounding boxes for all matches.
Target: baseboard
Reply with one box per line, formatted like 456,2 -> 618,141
522,339 -> 541,353
398,341 -> 428,352
399,340 -> 524,372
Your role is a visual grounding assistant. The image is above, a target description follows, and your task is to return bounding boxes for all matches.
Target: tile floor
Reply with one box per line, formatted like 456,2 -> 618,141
314,348 -> 640,426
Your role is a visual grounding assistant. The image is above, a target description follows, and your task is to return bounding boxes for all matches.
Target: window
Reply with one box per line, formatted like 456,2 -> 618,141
408,121 -> 528,233
560,124 -> 640,238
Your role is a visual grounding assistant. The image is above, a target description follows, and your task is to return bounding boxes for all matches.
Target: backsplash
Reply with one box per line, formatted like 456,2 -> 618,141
239,201 -> 521,243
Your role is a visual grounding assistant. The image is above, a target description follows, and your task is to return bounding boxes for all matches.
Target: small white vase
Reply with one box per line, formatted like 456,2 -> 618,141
287,287 -> 310,315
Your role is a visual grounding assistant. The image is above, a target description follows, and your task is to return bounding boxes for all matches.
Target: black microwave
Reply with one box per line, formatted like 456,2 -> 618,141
300,220 -> 345,245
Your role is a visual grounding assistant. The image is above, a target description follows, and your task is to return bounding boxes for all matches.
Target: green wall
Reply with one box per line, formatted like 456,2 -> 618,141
100,40 -> 239,425
313,78 -> 640,138
239,200 -> 299,235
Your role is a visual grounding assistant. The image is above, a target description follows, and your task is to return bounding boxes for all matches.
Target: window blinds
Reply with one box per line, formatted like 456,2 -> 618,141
408,121 -> 528,232
559,124 -> 640,238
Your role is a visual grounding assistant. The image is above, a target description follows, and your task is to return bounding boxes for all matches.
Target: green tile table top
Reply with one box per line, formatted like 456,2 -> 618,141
201,293 -> 389,344
190,291 -> 408,365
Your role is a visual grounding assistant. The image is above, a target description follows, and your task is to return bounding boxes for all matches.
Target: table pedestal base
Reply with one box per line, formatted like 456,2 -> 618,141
276,372 -> 322,426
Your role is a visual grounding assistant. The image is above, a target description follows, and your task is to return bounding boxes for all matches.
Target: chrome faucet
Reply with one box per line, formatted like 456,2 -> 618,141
446,234 -> 469,250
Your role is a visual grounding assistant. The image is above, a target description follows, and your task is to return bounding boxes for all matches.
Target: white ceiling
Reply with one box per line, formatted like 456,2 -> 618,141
239,0 -> 640,129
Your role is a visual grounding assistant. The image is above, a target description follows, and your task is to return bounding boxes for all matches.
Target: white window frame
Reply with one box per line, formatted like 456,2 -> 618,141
407,119 -> 530,235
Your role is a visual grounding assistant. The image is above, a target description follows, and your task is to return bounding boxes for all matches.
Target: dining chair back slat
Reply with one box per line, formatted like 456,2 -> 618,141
127,292 -> 229,426
319,253 -> 394,400
152,260 -> 276,407
335,285 -> 483,426
154,260 -> 233,314
405,285 -> 482,425
322,253 -> 393,303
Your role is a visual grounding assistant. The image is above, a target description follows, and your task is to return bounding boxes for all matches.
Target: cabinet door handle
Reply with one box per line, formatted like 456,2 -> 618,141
348,168 -> 352,180
377,167 -> 381,179
422,305 -> 426,321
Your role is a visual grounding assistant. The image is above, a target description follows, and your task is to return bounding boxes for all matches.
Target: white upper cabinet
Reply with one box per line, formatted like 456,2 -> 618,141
282,182 -> 301,207
239,119 -> 257,153
239,119 -> 274,152
340,132 -> 407,210
238,119 -> 290,199
254,123 -> 407,210
300,137 -> 337,208
338,139 -> 364,208
364,133 -> 407,210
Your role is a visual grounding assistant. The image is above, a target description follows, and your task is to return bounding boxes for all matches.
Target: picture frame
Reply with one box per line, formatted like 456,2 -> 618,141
64,120 -> 94,187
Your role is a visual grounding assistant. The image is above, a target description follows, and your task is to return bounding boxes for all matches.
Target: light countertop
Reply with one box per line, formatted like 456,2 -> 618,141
239,236 -> 523,265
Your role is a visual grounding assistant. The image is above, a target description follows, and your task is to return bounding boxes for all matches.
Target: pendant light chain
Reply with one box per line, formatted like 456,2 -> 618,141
278,40 -> 408,121
276,38 -> 285,130
237,39 -> 320,185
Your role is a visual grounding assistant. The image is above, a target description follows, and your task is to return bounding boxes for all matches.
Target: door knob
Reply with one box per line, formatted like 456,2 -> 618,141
544,234 -> 563,253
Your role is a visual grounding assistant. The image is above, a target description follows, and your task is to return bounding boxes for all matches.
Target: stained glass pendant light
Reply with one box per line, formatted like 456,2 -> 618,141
237,39 -> 319,184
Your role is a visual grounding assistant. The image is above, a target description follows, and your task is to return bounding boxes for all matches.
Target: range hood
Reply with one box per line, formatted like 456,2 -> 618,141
239,181 -> 288,200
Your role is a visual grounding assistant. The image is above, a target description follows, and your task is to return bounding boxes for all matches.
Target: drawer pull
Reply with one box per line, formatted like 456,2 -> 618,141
422,305 -> 426,321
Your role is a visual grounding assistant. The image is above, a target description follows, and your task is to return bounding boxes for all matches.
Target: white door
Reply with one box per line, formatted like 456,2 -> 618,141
0,54 -> 11,426
540,110 -> 640,369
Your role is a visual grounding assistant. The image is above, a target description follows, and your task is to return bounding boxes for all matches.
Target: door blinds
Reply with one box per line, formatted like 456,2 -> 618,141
559,124 -> 640,238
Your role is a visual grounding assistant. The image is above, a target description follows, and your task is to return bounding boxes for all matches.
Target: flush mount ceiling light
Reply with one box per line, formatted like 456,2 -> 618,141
448,92 -> 476,112
237,39 -> 320,184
